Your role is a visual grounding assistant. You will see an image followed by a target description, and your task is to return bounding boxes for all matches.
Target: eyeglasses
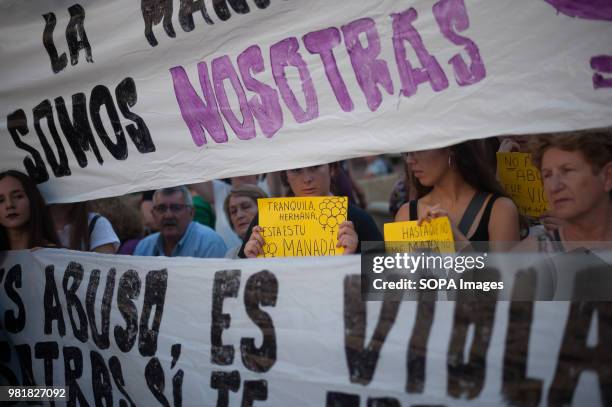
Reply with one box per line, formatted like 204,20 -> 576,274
153,204 -> 189,214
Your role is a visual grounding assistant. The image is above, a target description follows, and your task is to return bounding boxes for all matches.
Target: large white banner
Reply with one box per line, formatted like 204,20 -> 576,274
0,0 -> 611,203
1,249 -> 611,406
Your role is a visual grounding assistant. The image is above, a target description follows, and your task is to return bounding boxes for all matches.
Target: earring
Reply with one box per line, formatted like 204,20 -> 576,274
448,155 -> 452,168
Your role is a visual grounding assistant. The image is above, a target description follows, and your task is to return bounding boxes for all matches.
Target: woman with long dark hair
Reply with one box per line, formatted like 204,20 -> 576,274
0,170 -> 59,250
396,141 -> 520,251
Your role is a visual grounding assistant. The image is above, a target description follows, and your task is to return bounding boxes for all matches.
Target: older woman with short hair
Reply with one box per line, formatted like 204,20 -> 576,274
527,128 -> 612,251
223,185 -> 268,258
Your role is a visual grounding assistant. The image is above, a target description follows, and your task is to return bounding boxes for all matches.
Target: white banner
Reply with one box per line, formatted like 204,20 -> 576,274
0,0 -> 611,203
1,249 -> 611,406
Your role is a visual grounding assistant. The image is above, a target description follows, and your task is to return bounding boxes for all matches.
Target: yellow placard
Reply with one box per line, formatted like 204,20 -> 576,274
384,217 -> 455,253
257,196 -> 348,257
497,152 -> 549,217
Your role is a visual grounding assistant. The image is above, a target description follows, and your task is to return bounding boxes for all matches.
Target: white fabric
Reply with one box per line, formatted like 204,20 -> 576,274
213,180 -> 242,248
0,249 -> 609,406
0,0 -> 610,203
57,212 -> 119,251
224,245 -> 241,259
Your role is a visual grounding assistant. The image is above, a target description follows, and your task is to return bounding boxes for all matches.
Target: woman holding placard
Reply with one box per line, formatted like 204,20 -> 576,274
526,129 -> 612,251
0,170 -> 59,250
395,141 -> 521,251
239,163 -> 382,258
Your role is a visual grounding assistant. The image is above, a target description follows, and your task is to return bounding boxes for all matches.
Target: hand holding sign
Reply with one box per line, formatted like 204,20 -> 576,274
244,225 -> 265,258
384,216 -> 455,254
337,221 -> 358,254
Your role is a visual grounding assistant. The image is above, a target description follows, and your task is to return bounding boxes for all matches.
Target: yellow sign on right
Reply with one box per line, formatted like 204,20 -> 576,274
497,152 -> 549,217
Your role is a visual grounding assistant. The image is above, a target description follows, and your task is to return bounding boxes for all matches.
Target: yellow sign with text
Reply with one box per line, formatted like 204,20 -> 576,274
497,152 -> 549,217
384,217 -> 455,253
258,196 -> 348,257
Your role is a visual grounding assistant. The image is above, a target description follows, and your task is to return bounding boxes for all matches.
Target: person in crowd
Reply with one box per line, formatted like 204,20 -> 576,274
396,140 -> 521,251
90,197 -> 145,255
192,192 -> 216,229
334,161 -> 367,209
389,158 -> 418,217
524,129 -> 612,251
364,155 -> 393,177
223,185 -> 268,258
49,201 -> 119,253
134,186 -> 227,257
0,170 -> 59,250
240,163 -> 383,258
190,174 -> 280,249
140,190 -> 157,235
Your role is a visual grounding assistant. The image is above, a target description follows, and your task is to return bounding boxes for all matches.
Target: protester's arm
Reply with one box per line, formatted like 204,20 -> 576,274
488,197 -> 521,251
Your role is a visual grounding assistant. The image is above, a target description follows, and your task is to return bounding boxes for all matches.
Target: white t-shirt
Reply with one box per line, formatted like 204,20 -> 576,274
58,212 -> 120,251
213,179 -> 270,248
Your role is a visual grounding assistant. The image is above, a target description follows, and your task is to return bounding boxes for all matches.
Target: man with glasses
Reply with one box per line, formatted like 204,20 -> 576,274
134,186 -> 227,257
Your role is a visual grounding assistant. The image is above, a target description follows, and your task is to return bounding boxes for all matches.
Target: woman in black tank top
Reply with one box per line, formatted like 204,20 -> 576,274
396,141 -> 521,251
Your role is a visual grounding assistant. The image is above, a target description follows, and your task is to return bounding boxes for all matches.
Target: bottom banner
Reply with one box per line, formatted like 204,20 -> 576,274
0,249 -> 610,406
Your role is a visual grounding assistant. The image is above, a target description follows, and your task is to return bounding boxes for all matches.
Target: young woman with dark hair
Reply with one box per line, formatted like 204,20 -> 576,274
0,170 -> 59,250
396,140 -> 521,251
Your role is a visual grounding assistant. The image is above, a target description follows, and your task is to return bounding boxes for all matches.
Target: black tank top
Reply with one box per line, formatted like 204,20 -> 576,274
407,193 -> 500,243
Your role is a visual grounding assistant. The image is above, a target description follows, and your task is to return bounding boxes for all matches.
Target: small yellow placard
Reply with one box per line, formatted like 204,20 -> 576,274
497,152 -> 549,217
258,196 -> 348,257
384,217 -> 455,253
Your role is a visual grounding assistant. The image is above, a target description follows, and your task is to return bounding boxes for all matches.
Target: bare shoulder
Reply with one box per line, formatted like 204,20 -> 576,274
492,196 -> 519,216
395,202 -> 410,222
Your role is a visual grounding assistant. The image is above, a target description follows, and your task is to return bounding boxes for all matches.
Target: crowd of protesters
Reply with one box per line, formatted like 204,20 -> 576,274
1,129 -> 610,255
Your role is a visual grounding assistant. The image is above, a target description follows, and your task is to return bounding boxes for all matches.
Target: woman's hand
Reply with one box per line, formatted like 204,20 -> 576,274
337,221 -> 359,254
498,137 -> 521,153
539,211 -> 563,231
244,226 -> 265,258
416,203 -> 450,226
417,204 -> 469,248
